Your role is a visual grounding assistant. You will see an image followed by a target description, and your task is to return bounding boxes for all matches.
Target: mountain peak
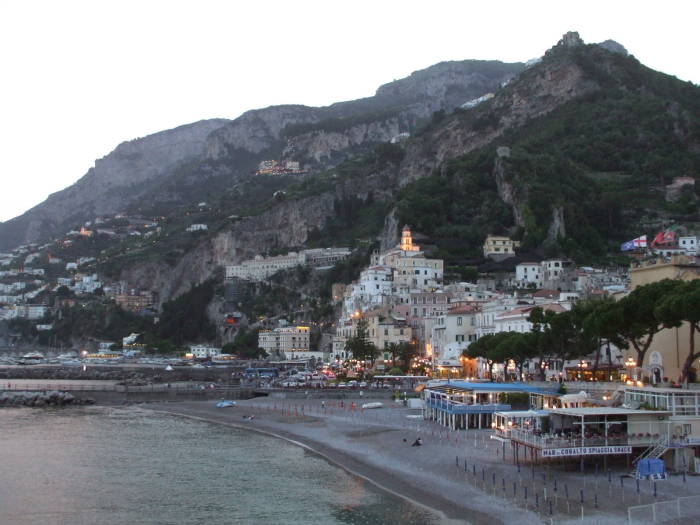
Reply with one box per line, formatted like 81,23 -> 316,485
557,31 -> 585,48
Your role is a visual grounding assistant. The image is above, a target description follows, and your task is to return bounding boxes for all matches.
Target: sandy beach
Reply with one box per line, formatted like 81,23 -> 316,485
147,396 -> 700,525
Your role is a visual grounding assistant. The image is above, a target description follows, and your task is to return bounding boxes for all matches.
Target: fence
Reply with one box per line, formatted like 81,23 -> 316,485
627,495 -> 700,523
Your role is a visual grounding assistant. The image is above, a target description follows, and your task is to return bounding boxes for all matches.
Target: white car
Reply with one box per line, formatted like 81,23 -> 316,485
281,381 -> 298,388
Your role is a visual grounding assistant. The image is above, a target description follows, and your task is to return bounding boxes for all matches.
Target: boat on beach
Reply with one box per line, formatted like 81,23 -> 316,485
18,352 -> 46,365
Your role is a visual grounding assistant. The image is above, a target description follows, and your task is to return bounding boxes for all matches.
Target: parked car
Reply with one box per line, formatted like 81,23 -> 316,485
281,381 -> 298,388
337,382 -> 348,389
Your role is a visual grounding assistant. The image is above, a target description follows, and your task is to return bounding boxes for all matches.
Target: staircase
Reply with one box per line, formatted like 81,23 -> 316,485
630,439 -> 669,478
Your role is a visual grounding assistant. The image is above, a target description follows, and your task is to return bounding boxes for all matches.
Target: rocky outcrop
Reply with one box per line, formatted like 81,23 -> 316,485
378,208 -> 400,253
546,206 -> 567,244
205,105 -> 320,160
493,147 -> 525,229
596,40 -> 628,56
282,117 -> 406,165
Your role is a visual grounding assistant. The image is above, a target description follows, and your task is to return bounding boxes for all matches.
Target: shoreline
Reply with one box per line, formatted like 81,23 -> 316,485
148,409 -> 464,525
146,400 -> 542,525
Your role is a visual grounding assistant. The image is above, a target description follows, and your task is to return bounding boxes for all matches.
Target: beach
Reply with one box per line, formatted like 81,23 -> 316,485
147,396 -> 700,525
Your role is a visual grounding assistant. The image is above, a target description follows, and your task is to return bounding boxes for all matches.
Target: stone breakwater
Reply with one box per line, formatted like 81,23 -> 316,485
0,390 -> 95,407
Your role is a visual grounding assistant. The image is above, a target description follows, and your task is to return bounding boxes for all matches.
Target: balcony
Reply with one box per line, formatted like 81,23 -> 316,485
425,397 -> 510,414
504,428 -> 659,449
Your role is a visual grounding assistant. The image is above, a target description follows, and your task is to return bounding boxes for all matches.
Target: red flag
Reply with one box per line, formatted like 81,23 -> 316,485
651,230 -> 676,247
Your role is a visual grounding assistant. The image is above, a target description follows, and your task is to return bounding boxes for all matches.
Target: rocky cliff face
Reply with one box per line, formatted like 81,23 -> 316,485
205,105 -> 321,160
399,39 -> 602,185
282,116 -> 407,165
0,119 -> 229,248
121,192 -> 338,304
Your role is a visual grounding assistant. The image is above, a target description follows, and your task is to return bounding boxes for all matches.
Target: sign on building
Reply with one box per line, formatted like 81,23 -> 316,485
541,445 -> 632,457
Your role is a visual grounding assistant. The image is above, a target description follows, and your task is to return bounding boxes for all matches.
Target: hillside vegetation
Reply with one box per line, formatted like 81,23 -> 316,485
396,44 -> 700,264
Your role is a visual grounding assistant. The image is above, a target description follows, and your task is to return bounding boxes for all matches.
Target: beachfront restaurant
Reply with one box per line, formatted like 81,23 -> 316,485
499,407 -> 672,466
422,381 -> 559,430
623,386 -> 700,470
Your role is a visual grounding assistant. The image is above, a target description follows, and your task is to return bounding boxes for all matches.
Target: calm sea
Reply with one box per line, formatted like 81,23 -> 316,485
0,407 -> 443,525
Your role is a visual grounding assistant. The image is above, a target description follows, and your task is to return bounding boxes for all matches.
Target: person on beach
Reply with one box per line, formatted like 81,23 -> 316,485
411,437 -> 422,447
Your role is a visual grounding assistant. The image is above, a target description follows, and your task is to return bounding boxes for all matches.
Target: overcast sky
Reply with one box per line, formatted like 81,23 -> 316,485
1,0 -> 697,222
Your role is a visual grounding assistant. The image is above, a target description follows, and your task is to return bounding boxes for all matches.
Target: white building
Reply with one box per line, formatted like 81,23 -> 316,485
258,326 -> 320,360
430,304 -> 480,367
494,303 -> 566,334
302,247 -> 351,268
189,345 -> 221,359
474,295 -> 522,338
226,248 -> 351,281
515,262 -> 542,288
226,252 -> 305,281
679,236 -> 698,255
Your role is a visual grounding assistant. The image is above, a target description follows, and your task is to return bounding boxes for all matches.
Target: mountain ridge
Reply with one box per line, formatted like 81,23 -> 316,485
0,59 -> 522,250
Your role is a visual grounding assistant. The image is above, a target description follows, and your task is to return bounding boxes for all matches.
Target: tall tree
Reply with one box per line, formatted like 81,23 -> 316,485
583,297 -> 627,376
616,279 -> 684,370
345,318 -> 380,364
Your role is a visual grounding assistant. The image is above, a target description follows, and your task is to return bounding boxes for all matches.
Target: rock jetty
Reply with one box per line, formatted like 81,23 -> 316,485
0,390 -> 94,407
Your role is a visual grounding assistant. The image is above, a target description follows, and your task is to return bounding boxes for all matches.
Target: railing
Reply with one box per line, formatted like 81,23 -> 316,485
628,495 -> 700,523
0,383 -> 242,393
506,428 -> 657,449
425,398 -> 511,414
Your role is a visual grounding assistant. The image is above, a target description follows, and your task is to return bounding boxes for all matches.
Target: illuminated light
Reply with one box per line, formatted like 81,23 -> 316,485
636,380 -> 644,387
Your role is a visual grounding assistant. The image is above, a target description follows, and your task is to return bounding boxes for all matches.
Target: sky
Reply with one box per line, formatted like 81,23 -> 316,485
1,0 -> 698,222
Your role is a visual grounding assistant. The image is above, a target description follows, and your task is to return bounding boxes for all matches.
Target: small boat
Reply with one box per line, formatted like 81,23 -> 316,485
215,400 -> 237,408
361,402 -> 384,409
19,352 -> 46,365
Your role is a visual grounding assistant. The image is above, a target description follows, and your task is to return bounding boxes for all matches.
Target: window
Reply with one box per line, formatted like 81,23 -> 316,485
399,328 -> 404,335
422,308 -> 426,316
384,328 -> 388,336
457,317 -> 463,326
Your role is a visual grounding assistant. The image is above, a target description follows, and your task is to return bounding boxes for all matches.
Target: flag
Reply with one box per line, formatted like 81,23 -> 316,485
620,235 -> 647,251
651,230 -> 675,247
633,235 -> 647,248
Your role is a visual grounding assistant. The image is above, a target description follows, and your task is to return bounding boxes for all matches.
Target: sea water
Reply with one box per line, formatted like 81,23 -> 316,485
0,407 -> 443,525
